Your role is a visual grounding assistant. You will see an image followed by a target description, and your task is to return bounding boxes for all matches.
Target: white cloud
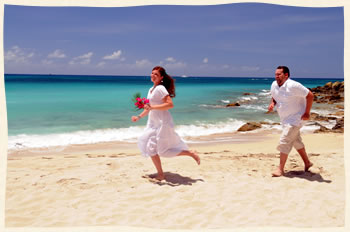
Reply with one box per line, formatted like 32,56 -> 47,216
4,46 -> 35,63
158,57 -> 187,72
80,52 -> 93,59
48,49 -> 66,59
97,61 -> 106,68
103,50 -> 123,60
135,59 -> 152,67
203,57 -> 209,64
165,57 -> 176,63
69,52 -> 93,65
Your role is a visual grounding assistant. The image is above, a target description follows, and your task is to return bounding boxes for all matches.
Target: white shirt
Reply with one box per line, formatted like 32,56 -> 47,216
270,78 -> 309,126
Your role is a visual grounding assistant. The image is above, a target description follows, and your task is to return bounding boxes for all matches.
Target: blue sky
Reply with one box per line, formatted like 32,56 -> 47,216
3,3 -> 344,78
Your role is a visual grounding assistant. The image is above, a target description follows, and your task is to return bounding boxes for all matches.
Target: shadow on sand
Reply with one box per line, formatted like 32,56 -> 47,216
284,170 -> 332,183
143,172 -> 204,186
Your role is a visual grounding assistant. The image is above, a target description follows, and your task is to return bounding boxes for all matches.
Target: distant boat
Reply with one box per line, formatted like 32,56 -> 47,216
181,74 -> 188,78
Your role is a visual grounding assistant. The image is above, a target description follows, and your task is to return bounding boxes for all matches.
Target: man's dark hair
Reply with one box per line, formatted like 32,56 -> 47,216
277,66 -> 290,77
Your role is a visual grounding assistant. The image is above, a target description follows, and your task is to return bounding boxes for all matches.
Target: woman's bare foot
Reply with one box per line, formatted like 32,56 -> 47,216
305,162 -> 313,172
177,150 -> 200,165
190,151 -> 200,165
147,173 -> 165,181
272,168 -> 284,177
155,174 -> 165,181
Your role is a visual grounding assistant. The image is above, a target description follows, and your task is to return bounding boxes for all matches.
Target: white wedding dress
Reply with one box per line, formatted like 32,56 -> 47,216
138,85 -> 188,158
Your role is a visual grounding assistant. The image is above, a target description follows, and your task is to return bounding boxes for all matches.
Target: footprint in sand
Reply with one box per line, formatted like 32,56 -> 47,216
56,178 -> 81,185
64,155 -> 78,159
85,154 -> 105,158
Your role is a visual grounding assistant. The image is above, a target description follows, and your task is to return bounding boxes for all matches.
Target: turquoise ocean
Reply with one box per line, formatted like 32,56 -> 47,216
4,74 -> 343,150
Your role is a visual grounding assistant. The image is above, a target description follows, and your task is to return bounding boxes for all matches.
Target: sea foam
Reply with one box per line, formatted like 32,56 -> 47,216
8,118 -> 324,151
8,119 -> 247,150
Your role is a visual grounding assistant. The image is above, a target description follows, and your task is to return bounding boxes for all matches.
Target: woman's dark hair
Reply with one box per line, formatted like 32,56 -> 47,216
152,66 -> 176,98
277,66 -> 290,77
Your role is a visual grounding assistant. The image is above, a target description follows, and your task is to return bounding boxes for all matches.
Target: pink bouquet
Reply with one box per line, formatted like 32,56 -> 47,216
132,92 -> 149,110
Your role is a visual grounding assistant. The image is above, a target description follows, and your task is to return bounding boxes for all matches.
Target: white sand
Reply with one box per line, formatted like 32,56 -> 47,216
5,133 -> 345,229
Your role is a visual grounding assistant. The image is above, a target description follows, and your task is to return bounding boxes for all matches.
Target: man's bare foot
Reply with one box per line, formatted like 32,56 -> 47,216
305,162 -> 313,172
272,168 -> 284,177
190,151 -> 200,165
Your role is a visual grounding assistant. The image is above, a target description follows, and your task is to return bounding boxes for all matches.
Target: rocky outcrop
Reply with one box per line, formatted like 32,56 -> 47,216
332,117 -> 344,132
226,93 -> 257,107
335,105 -> 344,109
237,122 -> 262,132
311,112 -> 344,133
331,111 -> 344,116
310,81 -> 344,104
310,112 -> 337,121
313,123 -> 333,133
313,119 -> 344,133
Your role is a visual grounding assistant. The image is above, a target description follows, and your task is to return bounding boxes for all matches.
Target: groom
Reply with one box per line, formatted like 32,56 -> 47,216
268,66 -> 314,177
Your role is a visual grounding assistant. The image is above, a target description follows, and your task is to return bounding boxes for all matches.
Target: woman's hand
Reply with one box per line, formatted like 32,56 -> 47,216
144,104 -> 152,111
131,116 -> 140,122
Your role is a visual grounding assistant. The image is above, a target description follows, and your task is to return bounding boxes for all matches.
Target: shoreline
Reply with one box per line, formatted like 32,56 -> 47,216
6,129 -> 286,158
7,106 -> 344,154
7,124 -> 341,158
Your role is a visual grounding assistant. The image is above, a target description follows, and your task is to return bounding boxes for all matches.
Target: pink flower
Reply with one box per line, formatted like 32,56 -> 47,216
132,92 -> 149,111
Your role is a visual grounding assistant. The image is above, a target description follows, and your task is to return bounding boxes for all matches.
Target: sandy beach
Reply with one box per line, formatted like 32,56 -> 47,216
5,132 -> 345,229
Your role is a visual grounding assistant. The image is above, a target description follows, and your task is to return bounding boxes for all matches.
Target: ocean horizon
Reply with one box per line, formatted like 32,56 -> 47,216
4,73 -> 344,150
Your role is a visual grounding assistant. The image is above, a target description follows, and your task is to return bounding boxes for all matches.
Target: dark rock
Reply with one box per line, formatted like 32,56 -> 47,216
310,112 -> 319,120
332,117 -> 344,130
324,82 -> 333,89
310,112 -> 336,121
331,111 -> 344,116
226,102 -> 240,107
335,105 -> 344,109
332,128 -> 344,133
237,122 -> 262,132
329,94 -> 341,101
314,124 -> 332,133
332,81 -> 342,91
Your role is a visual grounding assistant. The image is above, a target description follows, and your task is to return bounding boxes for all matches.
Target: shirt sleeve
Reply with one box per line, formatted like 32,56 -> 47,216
270,81 -> 277,98
292,81 -> 309,97
155,85 -> 169,100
